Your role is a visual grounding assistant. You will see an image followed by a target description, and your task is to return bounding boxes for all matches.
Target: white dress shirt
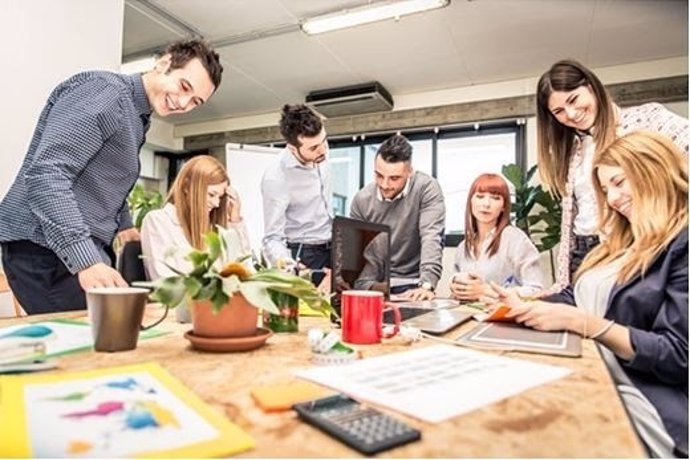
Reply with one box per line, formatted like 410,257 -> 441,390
261,148 -> 333,266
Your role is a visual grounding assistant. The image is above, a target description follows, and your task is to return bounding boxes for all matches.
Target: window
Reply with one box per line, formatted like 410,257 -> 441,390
437,129 -> 518,240
325,121 -> 523,245
329,146 -> 361,216
363,137 -> 433,183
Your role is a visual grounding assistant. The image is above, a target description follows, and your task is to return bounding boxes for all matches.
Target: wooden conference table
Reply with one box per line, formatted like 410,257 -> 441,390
1,305 -> 645,458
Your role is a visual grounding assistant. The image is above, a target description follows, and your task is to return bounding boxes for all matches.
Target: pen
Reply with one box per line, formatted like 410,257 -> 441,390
502,275 -> 516,287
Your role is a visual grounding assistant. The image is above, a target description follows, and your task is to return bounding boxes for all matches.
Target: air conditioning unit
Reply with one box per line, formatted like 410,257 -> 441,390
305,81 -> 394,118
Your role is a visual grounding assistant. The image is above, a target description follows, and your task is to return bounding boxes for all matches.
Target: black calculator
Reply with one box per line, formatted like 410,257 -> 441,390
292,394 -> 421,455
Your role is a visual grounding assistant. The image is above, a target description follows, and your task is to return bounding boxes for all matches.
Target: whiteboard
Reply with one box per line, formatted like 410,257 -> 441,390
225,143 -> 281,254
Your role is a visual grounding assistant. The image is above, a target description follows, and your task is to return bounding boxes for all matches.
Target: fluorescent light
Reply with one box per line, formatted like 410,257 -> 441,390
121,56 -> 156,74
301,0 -> 450,35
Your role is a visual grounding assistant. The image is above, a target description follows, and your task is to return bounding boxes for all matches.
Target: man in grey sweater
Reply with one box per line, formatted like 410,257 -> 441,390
350,134 -> 445,301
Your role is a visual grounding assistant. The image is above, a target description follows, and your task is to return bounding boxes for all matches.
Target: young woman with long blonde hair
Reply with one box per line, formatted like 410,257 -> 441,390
141,155 -> 249,321
496,131 -> 687,457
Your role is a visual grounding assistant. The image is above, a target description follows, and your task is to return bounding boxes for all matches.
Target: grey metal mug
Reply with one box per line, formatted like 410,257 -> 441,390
86,287 -> 168,352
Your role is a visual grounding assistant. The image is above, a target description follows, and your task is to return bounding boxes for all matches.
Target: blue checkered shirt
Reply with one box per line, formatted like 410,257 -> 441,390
0,71 -> 151,274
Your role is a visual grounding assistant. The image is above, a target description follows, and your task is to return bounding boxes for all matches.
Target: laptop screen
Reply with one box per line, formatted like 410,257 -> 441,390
330,216 -> 391,316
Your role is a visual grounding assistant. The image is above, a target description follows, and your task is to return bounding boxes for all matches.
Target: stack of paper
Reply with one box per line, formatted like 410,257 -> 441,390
295,345 -> 572,423
0,325 -> 56,373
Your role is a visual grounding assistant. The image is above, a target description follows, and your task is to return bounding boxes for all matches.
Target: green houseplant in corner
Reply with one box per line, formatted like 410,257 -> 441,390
502,163 -> 562,280
128,184 -> 164,230
148,226 -> 333,348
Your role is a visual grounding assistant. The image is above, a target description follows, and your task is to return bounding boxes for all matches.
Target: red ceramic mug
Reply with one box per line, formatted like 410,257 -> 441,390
341,290 -> 401,344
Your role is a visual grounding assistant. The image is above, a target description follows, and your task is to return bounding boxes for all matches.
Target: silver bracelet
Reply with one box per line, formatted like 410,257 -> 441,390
590,319 -> 615,340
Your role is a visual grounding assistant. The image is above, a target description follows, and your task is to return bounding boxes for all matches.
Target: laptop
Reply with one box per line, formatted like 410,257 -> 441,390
330,216 -> 391,316
383,302 -> 473,335
330,216 -> 471,334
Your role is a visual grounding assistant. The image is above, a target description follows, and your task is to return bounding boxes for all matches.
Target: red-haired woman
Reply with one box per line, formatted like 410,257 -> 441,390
450,173 -> 546,301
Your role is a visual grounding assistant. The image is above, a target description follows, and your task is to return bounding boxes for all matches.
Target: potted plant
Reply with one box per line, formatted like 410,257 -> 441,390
502,163 -> 562,280
148,227 -> 333,343
128,184 -> 164,230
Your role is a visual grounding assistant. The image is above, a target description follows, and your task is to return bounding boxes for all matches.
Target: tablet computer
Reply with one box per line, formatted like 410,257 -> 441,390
455,322 -> 582,357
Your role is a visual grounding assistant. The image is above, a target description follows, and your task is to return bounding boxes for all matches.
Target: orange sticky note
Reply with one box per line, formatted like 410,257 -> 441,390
486,305 -> 513,322
474,304 -> 514,322
251,381 -> 332,412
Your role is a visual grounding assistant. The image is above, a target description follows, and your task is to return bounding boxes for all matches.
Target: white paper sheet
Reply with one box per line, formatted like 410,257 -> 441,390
295,344 -> 571,423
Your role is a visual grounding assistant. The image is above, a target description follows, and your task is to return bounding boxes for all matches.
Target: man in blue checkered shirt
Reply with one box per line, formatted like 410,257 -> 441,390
0,39 -> 223,314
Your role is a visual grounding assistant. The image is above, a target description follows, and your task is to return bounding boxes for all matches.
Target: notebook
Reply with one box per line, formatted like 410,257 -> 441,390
455,322 -> 582,357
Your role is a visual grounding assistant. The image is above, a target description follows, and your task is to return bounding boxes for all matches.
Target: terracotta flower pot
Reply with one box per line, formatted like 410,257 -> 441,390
191,294 -> 259,338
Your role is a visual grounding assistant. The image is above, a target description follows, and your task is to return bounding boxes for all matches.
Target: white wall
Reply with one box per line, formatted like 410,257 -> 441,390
0,0 -> 124,316
0,0 -> 124,200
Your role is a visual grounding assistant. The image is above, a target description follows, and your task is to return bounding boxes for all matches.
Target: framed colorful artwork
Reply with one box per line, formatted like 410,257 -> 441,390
0,362 -> 254,457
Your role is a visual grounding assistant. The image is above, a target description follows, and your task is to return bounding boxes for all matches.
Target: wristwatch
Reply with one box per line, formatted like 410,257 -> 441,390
419,281 -> 434,292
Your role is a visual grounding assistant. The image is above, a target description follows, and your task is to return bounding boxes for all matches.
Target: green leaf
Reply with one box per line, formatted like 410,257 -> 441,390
210,289 -> 230,314
127,184 -> 164,230
501,161 -> 562,255
204,231 -> 221,263
502,163 -> 523,188
187,250 -> 209,268
148,277 -> 187,308
239,282 -> 280,315
183,277 -> 203,298
159,259 -> 189,276
197,277 -> 219,300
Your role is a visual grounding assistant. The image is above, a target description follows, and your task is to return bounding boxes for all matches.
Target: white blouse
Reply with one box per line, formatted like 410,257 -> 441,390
453,226 -> 546,297
571,134 -> 598,236
140,203 -> 251,281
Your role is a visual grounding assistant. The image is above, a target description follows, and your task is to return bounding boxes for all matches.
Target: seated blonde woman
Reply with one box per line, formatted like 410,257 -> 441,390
492,131 -> 687,457
141,155 -> 250,322
450,173 -> 545,301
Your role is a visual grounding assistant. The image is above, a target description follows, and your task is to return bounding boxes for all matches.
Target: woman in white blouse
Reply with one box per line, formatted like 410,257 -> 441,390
141,155 -> 250,322
450,173 -> 545,301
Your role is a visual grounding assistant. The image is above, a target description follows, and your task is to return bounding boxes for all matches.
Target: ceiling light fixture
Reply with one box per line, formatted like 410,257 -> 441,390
301,0 -> 450,35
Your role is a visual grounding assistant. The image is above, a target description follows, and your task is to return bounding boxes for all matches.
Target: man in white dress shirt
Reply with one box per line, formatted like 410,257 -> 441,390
261,104 -> 332,283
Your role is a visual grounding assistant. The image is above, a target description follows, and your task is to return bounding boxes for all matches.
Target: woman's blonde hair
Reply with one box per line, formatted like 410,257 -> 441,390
167,155 -> 229,249
576,131 -> 688,283
536,59 -> 617,197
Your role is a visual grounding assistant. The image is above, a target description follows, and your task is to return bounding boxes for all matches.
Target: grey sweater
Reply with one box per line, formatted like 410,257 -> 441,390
350,171 -> 445,288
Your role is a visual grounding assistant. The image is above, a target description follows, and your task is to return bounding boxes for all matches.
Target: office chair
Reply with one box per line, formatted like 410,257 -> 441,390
117,241 -> 148,284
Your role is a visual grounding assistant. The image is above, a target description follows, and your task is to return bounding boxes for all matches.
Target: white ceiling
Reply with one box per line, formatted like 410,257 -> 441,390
122,0 -> 688,125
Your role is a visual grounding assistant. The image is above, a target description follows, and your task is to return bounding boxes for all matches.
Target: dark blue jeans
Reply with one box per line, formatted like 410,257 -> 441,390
1,240 -> 115,315
288,242 -> 331,285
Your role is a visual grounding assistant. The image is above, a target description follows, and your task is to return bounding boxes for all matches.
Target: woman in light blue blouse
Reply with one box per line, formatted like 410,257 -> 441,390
450,173 -> 546,301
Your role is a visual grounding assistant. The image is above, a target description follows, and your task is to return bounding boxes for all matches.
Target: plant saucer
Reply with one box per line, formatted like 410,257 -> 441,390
184,327 -> 272,352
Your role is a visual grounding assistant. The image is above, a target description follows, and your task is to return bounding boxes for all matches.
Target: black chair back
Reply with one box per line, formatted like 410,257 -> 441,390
117,241 -> 147,284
